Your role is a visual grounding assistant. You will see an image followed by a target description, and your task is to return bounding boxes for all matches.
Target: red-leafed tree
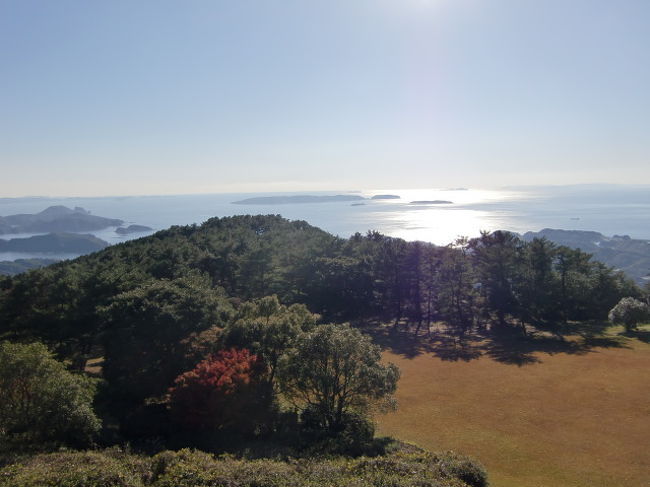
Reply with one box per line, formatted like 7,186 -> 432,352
168,348 -> 261,432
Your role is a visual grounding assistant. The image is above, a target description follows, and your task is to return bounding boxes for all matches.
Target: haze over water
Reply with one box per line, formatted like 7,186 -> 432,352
1,185 -> 649,262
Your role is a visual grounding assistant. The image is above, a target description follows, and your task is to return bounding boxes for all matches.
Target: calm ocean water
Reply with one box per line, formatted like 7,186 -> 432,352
1,185 -> 649,260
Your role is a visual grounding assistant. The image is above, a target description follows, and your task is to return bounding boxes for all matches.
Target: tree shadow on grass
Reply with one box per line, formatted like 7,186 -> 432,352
581,335 -> 629,348
481,330 -> 587,366
622,329 -> 650,343
572,320 -> 612,337
481,323 -> 630,365
481,337 -> 541,366
365,319 -> 631,366
365,324 -> 485,362
428,335 -> 483,362
365,326 -> 441,359
570,320 -> 630,349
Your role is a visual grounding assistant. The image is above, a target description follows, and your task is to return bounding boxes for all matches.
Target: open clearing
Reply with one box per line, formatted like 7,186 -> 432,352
375,327 -> 650,487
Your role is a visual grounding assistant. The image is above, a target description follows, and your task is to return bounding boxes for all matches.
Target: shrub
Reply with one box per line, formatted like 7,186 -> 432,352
0,450 -> 148,487
0,341 -> 100,449
0,447 -> 488,487
432,451 -> 489,487
300,409 -> 376,456
151,449 -> 301,487
608,297 -> 650,332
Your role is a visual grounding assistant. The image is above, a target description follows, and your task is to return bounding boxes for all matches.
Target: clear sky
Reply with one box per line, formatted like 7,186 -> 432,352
1,0 -> 649,197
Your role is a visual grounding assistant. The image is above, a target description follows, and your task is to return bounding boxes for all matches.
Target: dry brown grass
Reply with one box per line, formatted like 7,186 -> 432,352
375,326 -> 650,487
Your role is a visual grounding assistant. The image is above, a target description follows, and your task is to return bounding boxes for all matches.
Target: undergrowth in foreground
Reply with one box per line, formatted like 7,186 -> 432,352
0,446 -> 488,487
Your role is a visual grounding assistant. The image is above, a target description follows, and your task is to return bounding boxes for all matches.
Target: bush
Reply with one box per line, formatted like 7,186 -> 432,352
300,409 -> 376,456
151,449 -> 300,487
0,341 -> 100,449
608,297 -> 650,332
434,451 -> 489,487
0,447 -> 488,487
0,450 -> 148,487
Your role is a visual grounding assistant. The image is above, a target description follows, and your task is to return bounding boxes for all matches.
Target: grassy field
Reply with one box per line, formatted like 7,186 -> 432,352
374,324 -> 650,487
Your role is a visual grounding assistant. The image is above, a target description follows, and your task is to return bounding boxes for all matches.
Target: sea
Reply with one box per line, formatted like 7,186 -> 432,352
1,184 -> 649,261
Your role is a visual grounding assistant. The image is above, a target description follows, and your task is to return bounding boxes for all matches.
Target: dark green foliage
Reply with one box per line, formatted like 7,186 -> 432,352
438,240 -> 478,338
280,324 -> 400,431
223,295 -> 319,388
469,231 -> 521,327
299,410 -> 378,456
517,237 -> 558,326
100,275 -> 232,418
0,341 -> 100,449
296,254 -> 376,320
375,236 -> 409,325
0,260 -> 148,370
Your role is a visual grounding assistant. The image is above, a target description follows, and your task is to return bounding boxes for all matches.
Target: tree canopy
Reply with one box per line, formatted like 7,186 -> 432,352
0,341 -> 100,449
279,323 -> 400,431
222,295 -> 319,388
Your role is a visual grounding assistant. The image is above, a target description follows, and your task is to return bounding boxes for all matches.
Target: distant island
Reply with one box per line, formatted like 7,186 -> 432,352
116,224 -> 153,235
232,195 -> 365,204
0,232 -> 109,254
0,258 -> 60,276
0,206 -> 123,234
409,200 -> 453,205
371,194 -> 400,200
521,228 -> 650,284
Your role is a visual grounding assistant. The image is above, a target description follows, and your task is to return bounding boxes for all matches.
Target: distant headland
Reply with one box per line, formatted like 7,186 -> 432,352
409,200 -> 453,205
0,232 -> 109,253
233,194 -> 405,205
0,258 -> 60,276
371,194 -> 400,200
232,195 -> 365,204
116,224 -> 153,235
0,206 -> 123,234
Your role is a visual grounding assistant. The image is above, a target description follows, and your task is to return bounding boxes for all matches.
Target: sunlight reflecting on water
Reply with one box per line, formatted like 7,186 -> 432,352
380,208 -> 503,244
356,188 -> 528,244
2,186 -> 649,262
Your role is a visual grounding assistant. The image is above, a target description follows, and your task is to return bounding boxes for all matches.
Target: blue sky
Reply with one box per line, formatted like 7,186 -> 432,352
1,0 -> 649,196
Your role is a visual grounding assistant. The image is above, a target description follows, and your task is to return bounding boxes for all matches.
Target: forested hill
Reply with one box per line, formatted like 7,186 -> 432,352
0,215 -> 641,364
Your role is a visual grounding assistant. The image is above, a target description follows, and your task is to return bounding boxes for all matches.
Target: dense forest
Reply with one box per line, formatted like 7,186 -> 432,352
1,214 -> 641,359
1,214 -> 648,487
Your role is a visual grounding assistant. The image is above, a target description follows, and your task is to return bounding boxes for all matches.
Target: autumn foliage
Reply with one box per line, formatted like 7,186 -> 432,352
169,348 -> 261,431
